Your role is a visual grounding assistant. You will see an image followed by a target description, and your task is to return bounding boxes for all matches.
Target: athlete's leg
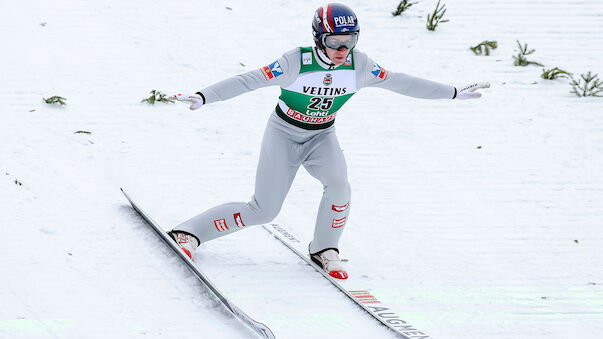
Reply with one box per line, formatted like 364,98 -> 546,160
173,120 -> 300,243
303,129 -> 351,254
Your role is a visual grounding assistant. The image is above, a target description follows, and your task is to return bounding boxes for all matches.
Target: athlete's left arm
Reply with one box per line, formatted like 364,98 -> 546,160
354,50 -> 489,100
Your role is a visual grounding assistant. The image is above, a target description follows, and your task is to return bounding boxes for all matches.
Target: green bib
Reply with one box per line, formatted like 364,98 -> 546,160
276,47 -> 357,130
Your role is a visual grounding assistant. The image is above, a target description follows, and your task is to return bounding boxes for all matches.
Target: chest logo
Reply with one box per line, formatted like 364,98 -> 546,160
323,73 -> 333,86
345,54 -> 353,66
302,52 -> 312,65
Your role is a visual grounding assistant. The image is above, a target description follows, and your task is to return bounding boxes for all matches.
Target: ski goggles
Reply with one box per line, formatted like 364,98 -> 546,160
322,32 -> 359,50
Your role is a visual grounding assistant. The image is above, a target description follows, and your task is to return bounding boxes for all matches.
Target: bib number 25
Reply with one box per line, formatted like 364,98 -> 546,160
308,97 -> 334,110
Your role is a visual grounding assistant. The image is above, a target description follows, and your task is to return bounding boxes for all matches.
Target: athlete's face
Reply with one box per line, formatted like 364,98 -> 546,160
325,47 -> 350,66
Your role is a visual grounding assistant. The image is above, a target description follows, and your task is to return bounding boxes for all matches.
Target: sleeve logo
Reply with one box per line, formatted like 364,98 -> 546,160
261,60 -> 284,80
371,63 -> 388,80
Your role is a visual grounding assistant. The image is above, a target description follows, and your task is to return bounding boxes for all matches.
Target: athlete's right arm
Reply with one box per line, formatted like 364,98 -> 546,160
175,48 -> 301,110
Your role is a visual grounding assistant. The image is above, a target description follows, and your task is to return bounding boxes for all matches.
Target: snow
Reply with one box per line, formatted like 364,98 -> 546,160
1,0 -> 603,338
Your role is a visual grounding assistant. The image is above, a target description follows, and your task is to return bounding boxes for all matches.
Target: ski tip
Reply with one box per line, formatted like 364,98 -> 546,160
120,187 -> 130,200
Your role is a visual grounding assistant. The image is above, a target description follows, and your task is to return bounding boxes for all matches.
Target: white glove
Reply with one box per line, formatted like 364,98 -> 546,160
455,82 -> 491,100
174,92 -> 205,110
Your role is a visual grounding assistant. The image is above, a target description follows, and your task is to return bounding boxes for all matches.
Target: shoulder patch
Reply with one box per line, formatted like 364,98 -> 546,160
261,60 -> 284,80
302,52 -> 312,65
371,63 -> 388,80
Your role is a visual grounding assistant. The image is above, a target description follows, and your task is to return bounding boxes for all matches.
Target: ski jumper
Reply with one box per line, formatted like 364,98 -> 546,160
173,46 -> 455,254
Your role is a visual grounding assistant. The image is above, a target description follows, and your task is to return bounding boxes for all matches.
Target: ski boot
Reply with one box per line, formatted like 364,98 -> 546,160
311,248 -> 348,280
168,231 -> 199,259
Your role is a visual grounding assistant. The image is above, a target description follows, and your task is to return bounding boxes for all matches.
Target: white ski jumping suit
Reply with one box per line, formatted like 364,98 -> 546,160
173,46 -> 455,254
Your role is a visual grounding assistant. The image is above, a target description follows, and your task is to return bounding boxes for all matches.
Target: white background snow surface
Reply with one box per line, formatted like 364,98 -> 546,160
1,0 -> 602,338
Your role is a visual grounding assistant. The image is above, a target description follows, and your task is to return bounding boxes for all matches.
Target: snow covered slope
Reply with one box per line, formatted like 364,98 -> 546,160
1,0 -> 602,338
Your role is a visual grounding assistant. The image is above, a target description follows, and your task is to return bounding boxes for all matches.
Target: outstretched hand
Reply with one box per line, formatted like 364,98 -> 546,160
455,82 -> 491,99
174,93 -> 204,110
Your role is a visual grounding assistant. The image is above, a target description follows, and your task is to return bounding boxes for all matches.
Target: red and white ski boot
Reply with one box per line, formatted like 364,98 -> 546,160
311,249 -> 348,279
168,231 -> 199,259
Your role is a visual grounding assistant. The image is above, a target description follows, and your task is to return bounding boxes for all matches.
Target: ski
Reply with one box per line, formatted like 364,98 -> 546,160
263,223 -> 431,339
121,188 -> 275,339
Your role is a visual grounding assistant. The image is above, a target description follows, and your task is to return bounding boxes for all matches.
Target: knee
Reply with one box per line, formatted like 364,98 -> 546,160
247,198 -> 282,224
256,208 -> 280,224
324,180 -> 351,201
